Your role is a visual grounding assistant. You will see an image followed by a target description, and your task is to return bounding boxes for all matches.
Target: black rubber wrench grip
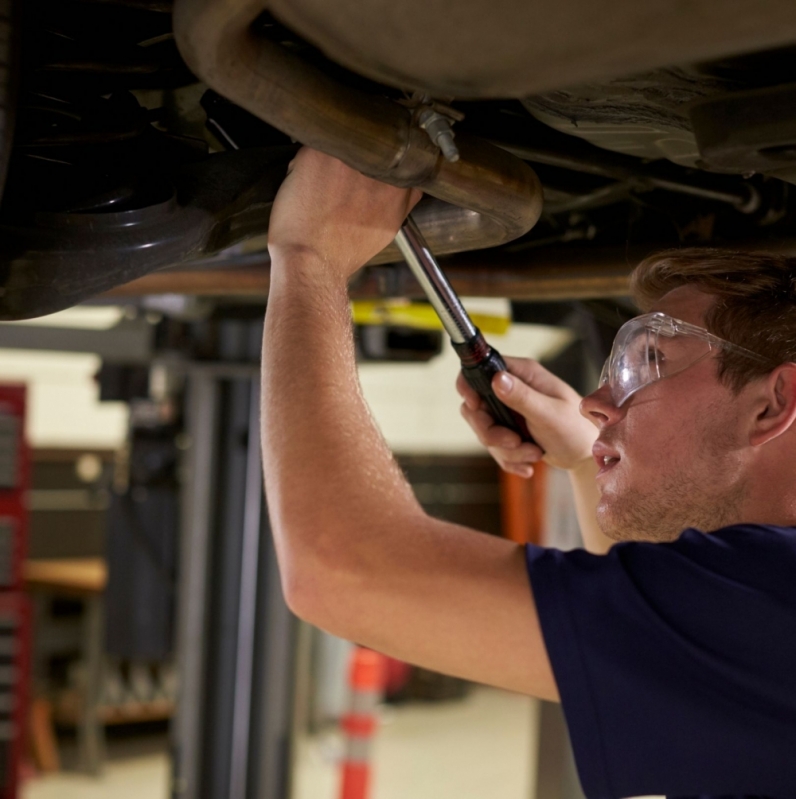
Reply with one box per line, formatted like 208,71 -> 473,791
453,332 -> 536,446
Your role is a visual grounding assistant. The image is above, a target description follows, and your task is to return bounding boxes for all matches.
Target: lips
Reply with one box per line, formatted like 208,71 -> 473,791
593,441 -> 621,477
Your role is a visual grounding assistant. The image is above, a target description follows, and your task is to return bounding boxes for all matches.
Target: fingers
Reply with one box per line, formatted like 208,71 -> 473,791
455,372 -> 481,410
460,403 -> 544,466
489,435 -> 542,479
493,441 -> 544,465
272,148 -> 428,276
461,403 -> 522,449
459,375 -> 544,479
288,148 -> 421,240
488,437 -> 542,479
457,357 -> 562,418
498,459 -> 535,479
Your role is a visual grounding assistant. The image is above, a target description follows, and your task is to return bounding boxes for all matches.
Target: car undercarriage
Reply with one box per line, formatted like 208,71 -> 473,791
2,0 -> 796,319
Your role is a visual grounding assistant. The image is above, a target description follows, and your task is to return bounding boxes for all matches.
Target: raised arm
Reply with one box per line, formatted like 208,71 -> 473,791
458,358 -> 613,554
262,148 -> 558,700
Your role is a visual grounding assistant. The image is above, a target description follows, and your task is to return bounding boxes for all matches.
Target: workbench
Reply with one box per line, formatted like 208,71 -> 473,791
24,557 -> 107,775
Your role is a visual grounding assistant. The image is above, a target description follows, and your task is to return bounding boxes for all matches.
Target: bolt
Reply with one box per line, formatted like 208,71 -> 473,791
418,109 -> 460,163
735,184 -> 761,215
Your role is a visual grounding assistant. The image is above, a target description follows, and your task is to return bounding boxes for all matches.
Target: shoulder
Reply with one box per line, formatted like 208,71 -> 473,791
657,523 -> 796,598
526,524 -> 796,799
683,521 -> 796,546
526,522 -> 796,610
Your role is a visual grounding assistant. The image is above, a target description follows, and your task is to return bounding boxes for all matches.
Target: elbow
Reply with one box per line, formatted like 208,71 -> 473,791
279,561 -> 323,624
270,508 -> 337,622
276,535 -> 392,646
274,526 -> 361,635
271,505 -> 423,636
275,537 -> 324,620
280,564 -> 365,641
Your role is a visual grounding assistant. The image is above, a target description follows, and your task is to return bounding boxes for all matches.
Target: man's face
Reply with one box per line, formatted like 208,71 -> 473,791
581,286 -> 751,543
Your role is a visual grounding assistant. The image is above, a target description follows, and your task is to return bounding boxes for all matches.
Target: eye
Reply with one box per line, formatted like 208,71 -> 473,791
647,347 -> 665,366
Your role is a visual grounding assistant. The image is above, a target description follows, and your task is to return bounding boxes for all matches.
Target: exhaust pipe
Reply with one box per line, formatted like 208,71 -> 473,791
173,0 -> 543,259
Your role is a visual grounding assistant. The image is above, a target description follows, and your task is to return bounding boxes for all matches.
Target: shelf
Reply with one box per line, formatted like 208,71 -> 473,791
53,692 -> 174,726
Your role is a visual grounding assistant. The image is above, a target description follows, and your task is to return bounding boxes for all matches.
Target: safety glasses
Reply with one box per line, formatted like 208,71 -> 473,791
599,312 -> 773,407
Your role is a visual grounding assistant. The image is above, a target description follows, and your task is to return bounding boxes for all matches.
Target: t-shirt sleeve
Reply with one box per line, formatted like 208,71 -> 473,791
525,526 -> 796,799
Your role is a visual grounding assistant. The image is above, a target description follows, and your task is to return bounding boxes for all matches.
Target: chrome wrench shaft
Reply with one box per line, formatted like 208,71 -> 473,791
394,214 -> 535,445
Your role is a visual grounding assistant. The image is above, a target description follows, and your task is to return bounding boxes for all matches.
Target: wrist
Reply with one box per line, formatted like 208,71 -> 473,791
570,456 -> 597,477
269,248 -> 346,293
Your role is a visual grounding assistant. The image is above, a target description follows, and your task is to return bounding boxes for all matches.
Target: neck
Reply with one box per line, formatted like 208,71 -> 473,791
737,446 -> 796,529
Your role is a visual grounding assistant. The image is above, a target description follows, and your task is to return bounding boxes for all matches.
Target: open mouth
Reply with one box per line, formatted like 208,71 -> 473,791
599,455 -> 620,474
593,445 -> 621,477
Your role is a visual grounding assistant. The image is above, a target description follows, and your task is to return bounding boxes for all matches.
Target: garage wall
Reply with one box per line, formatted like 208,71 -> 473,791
0,301 -> 572,454
360,318 -> 572,454
0,349 -> 129,449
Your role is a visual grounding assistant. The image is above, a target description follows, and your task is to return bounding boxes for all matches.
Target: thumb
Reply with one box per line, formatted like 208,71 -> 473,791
492,371 -> 549,422
407,188 -> 423,211
502,355 -> 569,399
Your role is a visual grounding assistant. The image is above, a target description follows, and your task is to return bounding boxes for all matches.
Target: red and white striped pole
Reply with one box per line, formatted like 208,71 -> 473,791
339,646 -> 386,799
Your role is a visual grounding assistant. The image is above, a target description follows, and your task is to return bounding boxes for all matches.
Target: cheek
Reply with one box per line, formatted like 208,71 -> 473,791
620,388 -> 740,482
621,403 -> 706,476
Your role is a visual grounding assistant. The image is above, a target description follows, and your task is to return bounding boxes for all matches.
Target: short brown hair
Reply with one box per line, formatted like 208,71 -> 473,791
630,248 -> 796,391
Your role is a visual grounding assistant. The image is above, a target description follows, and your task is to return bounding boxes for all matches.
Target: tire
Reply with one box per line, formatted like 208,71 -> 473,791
0,0 -> 18,204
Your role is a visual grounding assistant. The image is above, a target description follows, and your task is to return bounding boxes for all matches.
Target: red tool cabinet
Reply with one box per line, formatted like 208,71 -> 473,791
0,386 -> 31,798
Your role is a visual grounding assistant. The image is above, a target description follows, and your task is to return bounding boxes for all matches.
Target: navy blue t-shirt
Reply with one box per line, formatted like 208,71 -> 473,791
525,524 -> 796,799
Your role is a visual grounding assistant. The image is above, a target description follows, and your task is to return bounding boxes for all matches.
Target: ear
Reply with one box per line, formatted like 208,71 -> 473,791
748,363 -> 796,447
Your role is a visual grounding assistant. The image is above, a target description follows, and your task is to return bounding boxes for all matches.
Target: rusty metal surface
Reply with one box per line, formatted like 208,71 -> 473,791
268,0 -> 796,99
103,266 -> 633,301
104,246 -> 640,300
104,236 -> 796,301
173,0 -> 543,253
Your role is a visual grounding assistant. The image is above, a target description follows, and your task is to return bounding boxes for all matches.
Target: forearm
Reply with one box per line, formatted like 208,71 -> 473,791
568,459 -> 613,554
261,256 -> 422,604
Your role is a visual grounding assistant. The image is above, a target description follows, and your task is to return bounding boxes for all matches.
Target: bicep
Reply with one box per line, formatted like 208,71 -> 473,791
317,517 -> 559,702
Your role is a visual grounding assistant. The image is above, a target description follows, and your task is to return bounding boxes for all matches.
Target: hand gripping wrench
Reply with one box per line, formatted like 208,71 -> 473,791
394,215 -> 535,445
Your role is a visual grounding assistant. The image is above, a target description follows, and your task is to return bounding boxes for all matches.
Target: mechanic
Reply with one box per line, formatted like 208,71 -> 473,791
262,147 -> 796,798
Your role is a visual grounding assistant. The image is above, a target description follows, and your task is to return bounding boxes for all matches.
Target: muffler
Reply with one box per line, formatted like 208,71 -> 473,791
173,0 -> 543,259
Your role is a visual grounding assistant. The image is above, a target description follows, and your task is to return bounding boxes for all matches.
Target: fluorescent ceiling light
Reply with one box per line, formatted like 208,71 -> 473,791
0,306 -> 125,330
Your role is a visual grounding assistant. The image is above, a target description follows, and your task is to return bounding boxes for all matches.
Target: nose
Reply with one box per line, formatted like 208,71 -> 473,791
580,384 -> 625,429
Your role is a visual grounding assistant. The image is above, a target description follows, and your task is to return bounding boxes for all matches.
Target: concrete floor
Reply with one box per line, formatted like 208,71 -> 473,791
295,687 -> 537,799
22,687 -> 537,799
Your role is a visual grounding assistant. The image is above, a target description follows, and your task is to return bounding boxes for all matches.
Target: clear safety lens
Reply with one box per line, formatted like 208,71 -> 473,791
599,314 -> 714,406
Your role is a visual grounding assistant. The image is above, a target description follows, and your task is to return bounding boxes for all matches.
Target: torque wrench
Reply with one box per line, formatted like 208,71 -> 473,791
394,215 -> 535,444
